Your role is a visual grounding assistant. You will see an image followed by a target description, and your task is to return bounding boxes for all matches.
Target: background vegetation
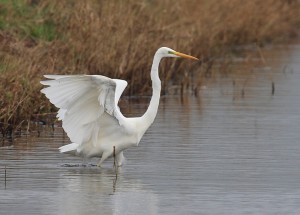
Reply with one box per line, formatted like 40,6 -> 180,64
0,0 -> 300,128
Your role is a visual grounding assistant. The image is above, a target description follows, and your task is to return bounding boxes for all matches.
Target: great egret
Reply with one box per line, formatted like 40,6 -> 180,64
41,47 -> 198,167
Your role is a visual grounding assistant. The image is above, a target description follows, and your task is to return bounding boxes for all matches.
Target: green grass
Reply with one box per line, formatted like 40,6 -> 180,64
0,0 -> 56,41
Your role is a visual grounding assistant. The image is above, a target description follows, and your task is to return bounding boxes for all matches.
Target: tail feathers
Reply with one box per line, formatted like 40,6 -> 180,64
59,143 -> 79,153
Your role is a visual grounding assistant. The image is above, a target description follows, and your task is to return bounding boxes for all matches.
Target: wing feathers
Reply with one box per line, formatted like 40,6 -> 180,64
41,75 -> 128,145
41,77 -> 92,109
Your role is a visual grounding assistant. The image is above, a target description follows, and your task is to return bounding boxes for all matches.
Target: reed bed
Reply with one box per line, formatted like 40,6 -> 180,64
0,0 -> 299,129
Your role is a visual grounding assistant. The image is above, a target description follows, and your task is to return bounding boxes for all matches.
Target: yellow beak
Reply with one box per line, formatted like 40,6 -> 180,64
174,51 -> 199,60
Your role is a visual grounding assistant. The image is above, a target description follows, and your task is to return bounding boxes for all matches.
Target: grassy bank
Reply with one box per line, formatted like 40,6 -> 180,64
0,0 -> 300,129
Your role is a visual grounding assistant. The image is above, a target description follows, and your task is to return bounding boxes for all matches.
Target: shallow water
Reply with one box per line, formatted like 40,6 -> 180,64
1,45 -> 300,214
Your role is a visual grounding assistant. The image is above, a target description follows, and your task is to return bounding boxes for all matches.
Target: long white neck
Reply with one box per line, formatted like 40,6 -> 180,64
140,52 -> 162,131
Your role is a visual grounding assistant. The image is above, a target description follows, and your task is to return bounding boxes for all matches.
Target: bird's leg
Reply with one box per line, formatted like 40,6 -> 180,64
113,146 -> 124,167
97,151 -> 111,168
116,151 -> 125,167
113,146 -> 116,169
113,146 -> 118,179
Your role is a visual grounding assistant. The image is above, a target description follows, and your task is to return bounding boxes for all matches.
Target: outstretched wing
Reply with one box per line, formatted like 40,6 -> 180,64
40,75 -> 128,145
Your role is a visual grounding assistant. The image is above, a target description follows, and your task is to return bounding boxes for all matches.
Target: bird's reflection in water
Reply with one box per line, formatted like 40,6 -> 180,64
58,166 -> 158,215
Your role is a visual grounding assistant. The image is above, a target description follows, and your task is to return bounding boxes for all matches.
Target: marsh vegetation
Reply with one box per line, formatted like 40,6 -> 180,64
0,0 -> 299,130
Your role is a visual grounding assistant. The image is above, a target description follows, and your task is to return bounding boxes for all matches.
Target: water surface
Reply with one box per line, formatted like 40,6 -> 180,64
1,45 -> 300,214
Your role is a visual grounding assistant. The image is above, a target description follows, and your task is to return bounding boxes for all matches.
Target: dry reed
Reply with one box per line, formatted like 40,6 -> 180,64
0,0 -> 299,129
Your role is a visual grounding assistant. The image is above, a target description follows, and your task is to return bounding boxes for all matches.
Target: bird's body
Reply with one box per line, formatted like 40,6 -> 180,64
41,47 -> 197,166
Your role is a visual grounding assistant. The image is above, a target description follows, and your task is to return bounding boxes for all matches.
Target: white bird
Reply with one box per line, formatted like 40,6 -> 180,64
41,47 -> 198,167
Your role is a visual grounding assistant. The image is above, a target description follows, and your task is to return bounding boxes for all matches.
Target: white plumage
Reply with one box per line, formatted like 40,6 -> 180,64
41,47 -> 198,167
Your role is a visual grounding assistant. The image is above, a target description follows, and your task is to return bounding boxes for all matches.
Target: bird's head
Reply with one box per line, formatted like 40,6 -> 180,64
157,47 -> 198,60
